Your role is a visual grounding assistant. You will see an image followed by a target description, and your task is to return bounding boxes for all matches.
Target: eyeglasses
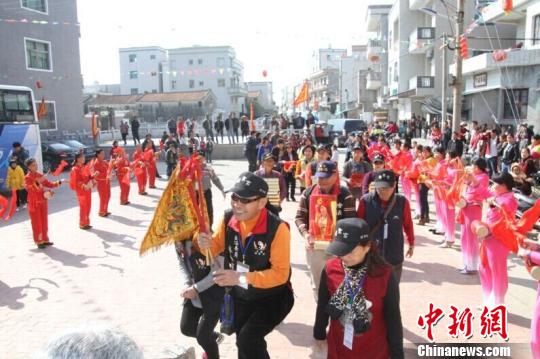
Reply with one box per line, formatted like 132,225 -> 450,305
231,193 -> 261,204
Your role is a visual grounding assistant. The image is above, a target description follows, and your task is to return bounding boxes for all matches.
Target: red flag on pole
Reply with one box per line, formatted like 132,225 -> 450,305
91,112 -> 99,139
51,160 -> 69,176
250,102 -> 255,131
294,82 -> 309,107
37,97 -> 47,119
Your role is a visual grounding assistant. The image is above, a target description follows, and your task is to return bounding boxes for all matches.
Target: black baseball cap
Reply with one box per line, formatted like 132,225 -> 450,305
313,161 -> 337,178
373,154 -> 385,163
316,144 -> 329,152
327,218 -> 371,257
262,153 -> 275,162
225,172 -> 268,198
372,169 -> 396,189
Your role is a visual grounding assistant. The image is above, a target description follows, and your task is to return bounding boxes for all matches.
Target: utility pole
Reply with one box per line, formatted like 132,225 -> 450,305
441,33 -> 448,131
451,0 -> 465,133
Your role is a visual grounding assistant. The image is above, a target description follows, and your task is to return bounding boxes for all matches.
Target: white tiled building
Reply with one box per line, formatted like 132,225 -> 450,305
245,82 -> 275,111
119,45 -> 246,115
119,47 -> 167,95
456,0 -> 540,131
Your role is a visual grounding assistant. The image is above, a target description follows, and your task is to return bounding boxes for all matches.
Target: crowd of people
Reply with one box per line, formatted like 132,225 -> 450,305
10,114 -> 540,359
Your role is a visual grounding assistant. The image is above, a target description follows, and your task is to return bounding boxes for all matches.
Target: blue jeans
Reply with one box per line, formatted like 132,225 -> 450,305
501,162 -> 510,173
487,157 -> 498,177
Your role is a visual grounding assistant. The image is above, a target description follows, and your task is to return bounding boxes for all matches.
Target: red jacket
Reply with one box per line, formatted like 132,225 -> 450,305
325,259 -> 393,359
24,172 -> 59,208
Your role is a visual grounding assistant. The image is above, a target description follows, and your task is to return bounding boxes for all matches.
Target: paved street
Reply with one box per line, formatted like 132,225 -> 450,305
0,155 -> 536,358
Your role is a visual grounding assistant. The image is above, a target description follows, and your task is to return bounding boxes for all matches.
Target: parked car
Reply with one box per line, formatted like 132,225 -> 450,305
60,140 -> 98,159
41,142 -> 78,173
328,119 -> 368,147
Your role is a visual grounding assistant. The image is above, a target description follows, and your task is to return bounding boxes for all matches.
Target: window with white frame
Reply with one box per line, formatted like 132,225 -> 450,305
129,54 -> 137,63
130,88 -> 138,95
21,0 -> 47,13
25,38 -> 52,71
533,14 -> 540,46
198,59 -> 203,65
199,81 -> 204,87
129,71 -> 138,79
150,54 -> 156,60
189,80 -> 195,88
218,78 -> 226,87
35,101 -> 56,130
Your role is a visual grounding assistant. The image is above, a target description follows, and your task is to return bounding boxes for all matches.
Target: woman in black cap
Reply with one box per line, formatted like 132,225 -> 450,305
314,218 -> 403,359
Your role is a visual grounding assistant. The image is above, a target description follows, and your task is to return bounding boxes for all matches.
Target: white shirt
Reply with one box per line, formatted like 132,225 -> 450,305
486,138 -> 498,158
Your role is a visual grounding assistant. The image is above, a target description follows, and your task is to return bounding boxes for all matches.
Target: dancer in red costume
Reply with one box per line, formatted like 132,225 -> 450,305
114,148 -> 131,205
93,149 -> 111,217
24,158 -> 62,248
70,153 -> 93,230
144,142 -> 157,189
132,144 -> 148,195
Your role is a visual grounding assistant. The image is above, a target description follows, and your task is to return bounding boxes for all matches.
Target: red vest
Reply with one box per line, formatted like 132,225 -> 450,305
325,258 -> 391,359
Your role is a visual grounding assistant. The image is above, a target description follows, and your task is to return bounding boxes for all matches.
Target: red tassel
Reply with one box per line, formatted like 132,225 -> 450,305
0,194 -> 8,218
51,160 -> 69,176
121,169 -> 131,186
4,189 -> 17,220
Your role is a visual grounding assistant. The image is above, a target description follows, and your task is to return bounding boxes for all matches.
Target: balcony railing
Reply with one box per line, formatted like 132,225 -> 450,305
366,72 -> 382,90
481,0 -> 531,23
409,76 -> 435,89
456,48 -> 540,75
409,27 -> 435,54
367,39 -> 383,62
409,0 -> 432,10
228,86 -> 247,97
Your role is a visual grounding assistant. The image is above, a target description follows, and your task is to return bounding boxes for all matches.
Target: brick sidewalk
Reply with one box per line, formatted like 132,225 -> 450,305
0,158 -> 536,358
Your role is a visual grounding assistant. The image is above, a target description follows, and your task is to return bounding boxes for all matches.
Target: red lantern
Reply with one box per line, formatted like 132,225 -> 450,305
262,70 -> 268,77
492,49 -> 508,62
503,0 -> 513,14
459,35 -> 469,59
368,54 -> 380,63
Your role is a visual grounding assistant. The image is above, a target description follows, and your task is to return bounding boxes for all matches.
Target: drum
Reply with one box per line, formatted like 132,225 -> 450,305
43,190 -> 54,200
455,198 -> 467,209
471,220 -> 489,239
264,178 -> 281,209
526,261 -> 540,281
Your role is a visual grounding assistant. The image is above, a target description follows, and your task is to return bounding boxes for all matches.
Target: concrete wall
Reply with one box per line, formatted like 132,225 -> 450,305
0,0 -> 84,133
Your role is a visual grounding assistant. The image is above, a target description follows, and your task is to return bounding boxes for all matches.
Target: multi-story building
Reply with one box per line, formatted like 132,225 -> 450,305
365,2 -> 393,121
340,45 -> 376,117
119,46 -> 167,95
457,0 -> 540,131
245,82 -> 275,111
383,0 -> 514,124
165,46 -> 246,115
312,48 -> 347,73
309,69 -> 340,113
0,0 -> 84,132
119,46 -> 246,115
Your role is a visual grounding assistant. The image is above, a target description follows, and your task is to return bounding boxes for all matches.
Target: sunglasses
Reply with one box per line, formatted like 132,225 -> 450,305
231,193 -> 261,204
